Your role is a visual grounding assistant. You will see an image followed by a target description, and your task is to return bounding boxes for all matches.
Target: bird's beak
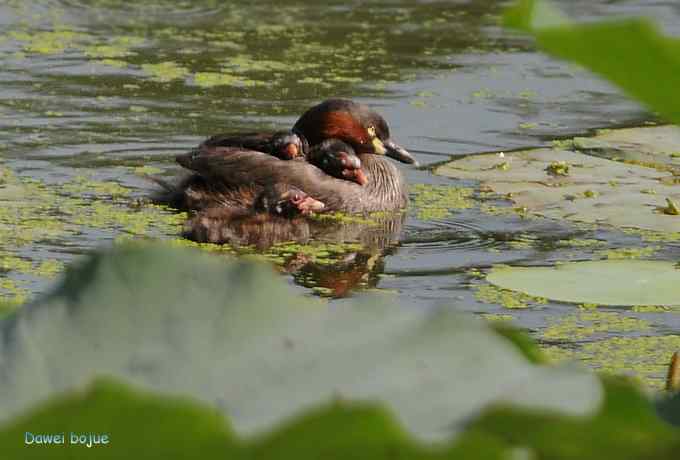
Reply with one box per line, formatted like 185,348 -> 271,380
383,139 -> 418,165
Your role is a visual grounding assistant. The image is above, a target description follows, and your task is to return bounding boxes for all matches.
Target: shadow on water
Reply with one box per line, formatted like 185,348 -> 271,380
287,213 -> 405,297
186,209 -> 406,298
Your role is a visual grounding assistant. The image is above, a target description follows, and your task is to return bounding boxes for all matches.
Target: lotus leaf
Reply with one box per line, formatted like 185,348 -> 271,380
487,260 -> 680,306
0,244 -> 601,443
435,137 -> 680,232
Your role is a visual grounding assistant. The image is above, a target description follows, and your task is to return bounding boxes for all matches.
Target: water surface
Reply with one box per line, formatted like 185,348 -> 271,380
2,0 -> 680,387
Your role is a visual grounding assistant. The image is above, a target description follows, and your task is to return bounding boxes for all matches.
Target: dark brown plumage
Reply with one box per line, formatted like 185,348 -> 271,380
293,99 -> 417,165
185,184 -> 323,246
199,131 -> 307,160
172,100 -> 414,212
305,139 -> 367,186
176,146 -> 406,213
194,130 -> 367,186
156,99 -> 415,214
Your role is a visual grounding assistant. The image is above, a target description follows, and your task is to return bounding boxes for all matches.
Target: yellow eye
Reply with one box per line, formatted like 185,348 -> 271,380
367,125 -> 376,138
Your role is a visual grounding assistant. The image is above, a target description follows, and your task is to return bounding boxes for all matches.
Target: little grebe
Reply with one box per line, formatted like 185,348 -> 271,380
293,98 -> 416,165
306,139 -> 367,186
253,183 -> 325,216
193,130 -> 366,186
173,99 -> 415,213
185,184 -> 323,245
199,131 -> 307,161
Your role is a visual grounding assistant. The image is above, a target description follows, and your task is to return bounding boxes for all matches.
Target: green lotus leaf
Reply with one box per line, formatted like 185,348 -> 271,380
505,0 -> 680,124
1,374 -> 676,460
487,260 -> 680,306
0,243 -> 601,443
435,126 -> 680,233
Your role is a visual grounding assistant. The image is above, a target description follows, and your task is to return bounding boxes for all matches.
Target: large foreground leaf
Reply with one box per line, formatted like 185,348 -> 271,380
505,0 -> 680,124
1,373 -> 677,459
465,376 -> 680,460
0,244 -> 677,458
0,243 -> 601,443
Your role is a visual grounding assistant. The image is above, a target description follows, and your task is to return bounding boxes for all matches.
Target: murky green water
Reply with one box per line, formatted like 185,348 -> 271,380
2,0 -> 680,388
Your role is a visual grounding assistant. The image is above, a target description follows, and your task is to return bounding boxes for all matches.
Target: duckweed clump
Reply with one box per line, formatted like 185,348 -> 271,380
551,139 -> 574,150
480,202 -> 516,217
555,238 -> 607,249
599,246 -> 659,260
194,72 -> 263,88
132,166 -> 163,176
0,256 -> 63,279
481,313 -> 515,322
544,335 -> 680,389
265,241 -> 363,267
410,184 -> 474,220
507,234 -> 539,250
12,29 -> 89,55
475,283 -> 547,309
622,227 -> 680,242
0,278 -> 29,308
310,211 -> 379,226
62,175 -> 131,198
160,237 -> 237,256
141,62 -> 191,82
539,309 -> 680,387
545,160 -> 570,176
0,166 -> 187,306
542,310 -> 650,341
632,305 -> 671,313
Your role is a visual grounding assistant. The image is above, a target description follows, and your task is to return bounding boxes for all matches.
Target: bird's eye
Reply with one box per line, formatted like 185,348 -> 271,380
367,125 -> 376,138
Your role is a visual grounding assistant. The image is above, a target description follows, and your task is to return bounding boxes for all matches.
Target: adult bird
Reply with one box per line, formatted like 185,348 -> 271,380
173,99 -> 416,213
